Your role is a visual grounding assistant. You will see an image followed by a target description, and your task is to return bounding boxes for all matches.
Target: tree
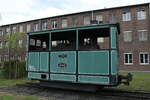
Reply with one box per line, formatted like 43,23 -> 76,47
3,32 -> 26,79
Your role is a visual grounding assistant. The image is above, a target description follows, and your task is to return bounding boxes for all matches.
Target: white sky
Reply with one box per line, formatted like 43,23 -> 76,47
0,0 -> 149,25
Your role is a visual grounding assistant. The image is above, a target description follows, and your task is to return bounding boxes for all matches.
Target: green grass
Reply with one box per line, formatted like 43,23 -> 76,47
0,92 -> 55,100
115,72 -> 150,91
0,68 -> 150,91
0,78 -> 31,87
0,69 -> 30,87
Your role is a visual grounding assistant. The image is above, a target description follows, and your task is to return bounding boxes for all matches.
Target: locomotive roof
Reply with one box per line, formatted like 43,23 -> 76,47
28,23 -> 120,35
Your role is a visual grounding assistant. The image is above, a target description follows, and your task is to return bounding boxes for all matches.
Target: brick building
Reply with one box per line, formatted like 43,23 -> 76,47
0,3 -> 150,71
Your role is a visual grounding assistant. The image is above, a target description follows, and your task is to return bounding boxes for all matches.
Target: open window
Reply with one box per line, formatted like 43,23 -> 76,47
51,30 -> 76,51
29,34 -> 49,51
79,28 -> 110,50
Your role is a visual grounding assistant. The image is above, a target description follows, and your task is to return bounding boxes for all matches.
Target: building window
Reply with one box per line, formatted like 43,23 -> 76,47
124,53 -> 133,65
42,22 -> 48,30
96,14 -> 103,23
19,25 -> 24,32
61,19 -> 68,28
27,24 -> 31,32
19,40 -> 23,47
33,23 -> 39,32
3,41 -> 8,47
0,55 -> 2,63
12,26 -> 17,33
0,30 -> 3,36
138,30 -> 148,41
18,56 -> 22,61
139,53 -> 149,65
122,12 -> 131,21
123,31 -> 132,42
6,28 -> 10,35
84,16 -> 90,25
0,42 -> 2,48
72,16 -> 78,26
109,13 -> 116,23
4,55 -> 9,61
137,10 -> 146,20
51,20 -> 58,29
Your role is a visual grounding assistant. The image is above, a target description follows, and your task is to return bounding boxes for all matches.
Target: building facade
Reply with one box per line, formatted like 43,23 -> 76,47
0,3 -> 150,71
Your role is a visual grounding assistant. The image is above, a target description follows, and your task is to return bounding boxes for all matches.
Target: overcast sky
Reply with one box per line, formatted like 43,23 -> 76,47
0,0 -> 149,25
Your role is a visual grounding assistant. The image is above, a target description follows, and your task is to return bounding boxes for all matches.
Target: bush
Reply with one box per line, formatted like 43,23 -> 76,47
2,60 -> 27,79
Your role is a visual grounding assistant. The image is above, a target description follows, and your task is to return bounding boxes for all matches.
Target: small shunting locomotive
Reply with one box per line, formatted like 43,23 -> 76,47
27,24 -> 132,91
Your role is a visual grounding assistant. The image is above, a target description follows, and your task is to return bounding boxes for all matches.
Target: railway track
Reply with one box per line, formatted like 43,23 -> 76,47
0,82 -> 150,100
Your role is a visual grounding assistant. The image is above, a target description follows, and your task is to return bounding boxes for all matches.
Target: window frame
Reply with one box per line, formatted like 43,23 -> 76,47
33,23 -> 39,32
138,30 -> 148,41
61,19 -> 68,28
83,16 -> 91,25
139,52 -> 149,65
122,12 -> 131,21
42,21 -> 48,30
124,53 -> 133,65
123,31 -> 132,42
51,20 -> 58,29
137,10 -> 146,20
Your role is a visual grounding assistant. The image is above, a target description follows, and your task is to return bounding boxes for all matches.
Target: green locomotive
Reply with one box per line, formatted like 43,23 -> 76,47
27,24 -> 132,91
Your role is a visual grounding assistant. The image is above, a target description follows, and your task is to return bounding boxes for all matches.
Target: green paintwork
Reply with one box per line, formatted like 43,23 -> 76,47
27,24 -> 119,85
111,50 -> 118,75
78,51 -> 109,74
111,27 -> 117,49
40,52 -> 49,72
78,75 -> 109,84
50,51 -> 76,73
29,24 -> 111,35
28,52 -> 40,71
51,74 -> 76,82
29,31 -> 50,35
28,72 -> 49,80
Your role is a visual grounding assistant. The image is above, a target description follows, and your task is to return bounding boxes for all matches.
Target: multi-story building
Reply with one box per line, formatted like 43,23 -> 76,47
0,3 -> 150,71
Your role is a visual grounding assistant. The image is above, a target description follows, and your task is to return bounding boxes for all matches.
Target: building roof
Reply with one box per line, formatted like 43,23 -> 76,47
0,2 -> 149,27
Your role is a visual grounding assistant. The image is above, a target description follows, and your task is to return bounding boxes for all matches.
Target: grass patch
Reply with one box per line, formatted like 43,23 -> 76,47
115,72 -> 150,91
0,92 -> 54,100
0,69 -> 30,87
0,78 -> 30,87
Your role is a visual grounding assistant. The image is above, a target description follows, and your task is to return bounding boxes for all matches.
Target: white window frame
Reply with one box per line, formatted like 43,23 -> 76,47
124,53 -> 133,65
137,10 -> 146,20
123,31 -> 132,42
51,20 -> 57,29
27,24 -> 31,32
122,12 -> 131,21
19,25 -> 24,32
0,42 -> 2,48
12,26 -> 17,33
84,16 -> 90,25
0,30 -> 3,36
138,30 -> 148,41
96,14 -> 103,23
61,19 -> 68,28
139,52 -> 149,65
42,22 -> 48,30
6,27 -> 10,35
33,23 -> 39,32
19,40 -> 23,47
